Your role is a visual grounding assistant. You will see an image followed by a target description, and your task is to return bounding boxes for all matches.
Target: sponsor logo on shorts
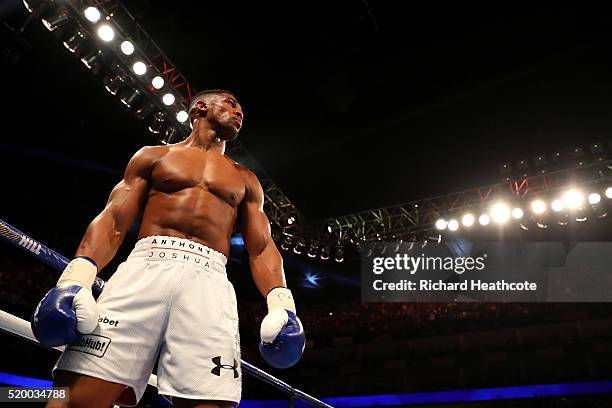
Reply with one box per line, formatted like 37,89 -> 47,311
68,334 -> 111,358
211,356 -> 239,378
98,316 -> 119,327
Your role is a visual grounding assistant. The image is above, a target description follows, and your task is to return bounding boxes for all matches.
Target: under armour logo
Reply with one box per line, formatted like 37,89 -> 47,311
211,356 -> 239,378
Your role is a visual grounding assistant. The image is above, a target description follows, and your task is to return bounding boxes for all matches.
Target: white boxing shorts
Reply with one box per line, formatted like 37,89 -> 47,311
53,236 -> 241,406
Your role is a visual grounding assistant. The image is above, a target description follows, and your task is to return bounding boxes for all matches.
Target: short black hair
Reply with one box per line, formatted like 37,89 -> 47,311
188,89 -> 236,124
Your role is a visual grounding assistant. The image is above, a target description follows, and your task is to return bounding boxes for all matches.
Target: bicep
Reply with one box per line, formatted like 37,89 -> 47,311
240,200 -> 272,256
240,173 -> 273,256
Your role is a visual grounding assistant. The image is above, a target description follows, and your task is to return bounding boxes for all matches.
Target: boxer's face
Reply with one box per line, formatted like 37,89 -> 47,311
198,94 -> 243,141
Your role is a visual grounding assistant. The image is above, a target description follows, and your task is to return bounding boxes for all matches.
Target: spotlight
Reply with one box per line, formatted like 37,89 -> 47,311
148,112 -> 166,134
81,50 -> 104,73
152,76 -> 165,89
41,11 -> 71,32
435,219 -> 447,230
159,126 -> 180,145
562,189 -> 584,210
293,239 -> 305,255
280,236 -> 292,251
176,111 -> 189,123
551,199 -> 564,212
23,0 -> 46,13
588,193 -> 601,205
461,213 -> 474,227
84,6 -> 101,23
132,61 -> 147,75
490,202 -> 510,224
556,214 -> 569,226
103,73 -> 126,95
97,24 -> 115,42
134,102 -> 156,121
121,40 -> 134,55
479,214 -> 490,226
120,88 -> 141,108
531,200 -> 546,215
606,187 -> 612,199
447,219 -> 459,231
307,243 -> 318,258
511,207 -> 524,219
320,245 -> 330,260
536,222 -> 548,229
62,31 -> 88,55
287,216 -> 295,225
162,93 -> 175,105
334,246 -> 344,263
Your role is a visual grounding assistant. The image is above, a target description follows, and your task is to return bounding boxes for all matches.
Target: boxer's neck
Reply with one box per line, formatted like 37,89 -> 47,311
183,120 -> 226,155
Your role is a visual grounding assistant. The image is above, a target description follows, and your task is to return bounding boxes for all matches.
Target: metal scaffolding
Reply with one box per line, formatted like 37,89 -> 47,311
323,161 -> 612,244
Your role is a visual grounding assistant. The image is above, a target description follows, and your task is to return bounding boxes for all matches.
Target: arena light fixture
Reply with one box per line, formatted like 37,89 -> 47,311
588,192 -> 601,205
97,24 -> 115,42
80,50 -> 104,74
159,126 -> 179,145
461,213 -> 475,227
490,202 -> 510,224
134,103 -> 156,121
176,111 -> 189,123
307,243 -> 318,258
334,246 -> 344,263
120,88 -> 141,108
447,219 -> 459,231
478,214 -> 490,226
103,73 -> 126,95
530,199 -> 546,215
41,11 -> 71,32
84,6 -> 101,23
551,199 -> 564,212
147,111 -> 166,134
162,93 -> 175,105
152,76 -> 165,89
120,40 -> 134,55
435,219 -> 447,230
132,61 -> 147,75
511,207 -> 524,219
293,239 -> 305,255
280,236 -> 292,251
320,245 -> 330,260
562,189 -> 584,210
605,187 -> 612,199
62,31 -> 88,55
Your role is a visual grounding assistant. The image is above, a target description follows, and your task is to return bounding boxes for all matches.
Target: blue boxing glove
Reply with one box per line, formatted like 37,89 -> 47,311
31,257 -> 100,347
259,287 -> 305,369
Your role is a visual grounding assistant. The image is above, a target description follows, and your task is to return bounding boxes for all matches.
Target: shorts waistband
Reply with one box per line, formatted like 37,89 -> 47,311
129,236 -> 227,274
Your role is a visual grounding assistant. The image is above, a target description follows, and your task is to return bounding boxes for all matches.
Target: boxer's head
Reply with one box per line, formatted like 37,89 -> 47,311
188,89 -> 243,141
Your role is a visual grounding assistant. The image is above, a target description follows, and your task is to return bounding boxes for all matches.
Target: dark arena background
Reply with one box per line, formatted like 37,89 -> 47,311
2,1 -> 612,407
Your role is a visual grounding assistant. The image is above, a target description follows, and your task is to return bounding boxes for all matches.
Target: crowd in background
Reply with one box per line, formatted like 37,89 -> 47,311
1,251 -> 609,349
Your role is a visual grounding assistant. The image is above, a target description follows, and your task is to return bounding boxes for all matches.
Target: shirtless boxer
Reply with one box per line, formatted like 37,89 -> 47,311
31,90 -> 305,408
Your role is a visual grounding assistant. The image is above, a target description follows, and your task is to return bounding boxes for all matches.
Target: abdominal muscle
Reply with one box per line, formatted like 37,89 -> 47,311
137,187 -> 238,257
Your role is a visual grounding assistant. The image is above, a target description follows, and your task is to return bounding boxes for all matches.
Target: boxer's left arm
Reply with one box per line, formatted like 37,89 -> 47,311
240,170 -> 305,368
239,170 -> 286,296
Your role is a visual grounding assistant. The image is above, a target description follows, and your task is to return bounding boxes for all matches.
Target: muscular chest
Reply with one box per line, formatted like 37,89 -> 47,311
151,149 -> 246,205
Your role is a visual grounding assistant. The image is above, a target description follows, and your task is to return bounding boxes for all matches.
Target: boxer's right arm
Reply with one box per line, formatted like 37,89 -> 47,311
74,146 -> 157,271
31,147 -> 158,347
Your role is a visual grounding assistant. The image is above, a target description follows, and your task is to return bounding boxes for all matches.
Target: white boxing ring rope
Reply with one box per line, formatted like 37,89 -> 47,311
0,219 -> 331,407
0,309 -> 161,388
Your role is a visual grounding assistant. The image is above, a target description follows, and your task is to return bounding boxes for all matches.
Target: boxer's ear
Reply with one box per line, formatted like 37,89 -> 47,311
190,100 -> 208,123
